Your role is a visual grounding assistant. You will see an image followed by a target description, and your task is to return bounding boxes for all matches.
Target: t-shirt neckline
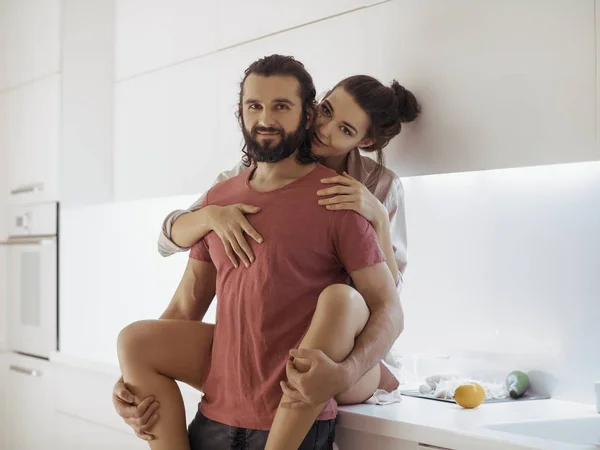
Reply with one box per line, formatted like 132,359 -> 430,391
245,163 -> 321,194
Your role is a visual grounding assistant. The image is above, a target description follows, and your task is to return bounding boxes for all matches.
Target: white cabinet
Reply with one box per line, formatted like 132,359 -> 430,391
115,0 -> 599,202
336,427 -> 419,449
52,358 -> 203,444
53,412 -> 147,450
363,0 -> 598,177
114,54 -> 220,201
0,355 -> 8,449
114,0 -> 380,80
115,0 -> 219,80
0,0 -> 61,90
216,0 -> 379,49
4,75 -> 60,204
60,0 -> 115,208
4,354 -> 53,450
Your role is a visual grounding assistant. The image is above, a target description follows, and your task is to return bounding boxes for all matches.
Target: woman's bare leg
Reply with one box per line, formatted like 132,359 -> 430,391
335,360 -> 399,405
265,284 -> 371,450
117,320 -> 214,450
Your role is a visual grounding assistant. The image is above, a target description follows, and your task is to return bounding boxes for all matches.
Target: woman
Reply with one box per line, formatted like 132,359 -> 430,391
116,74 -> 420,447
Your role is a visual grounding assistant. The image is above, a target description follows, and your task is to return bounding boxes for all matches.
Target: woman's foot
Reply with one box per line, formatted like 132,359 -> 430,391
377,361 -> 400,392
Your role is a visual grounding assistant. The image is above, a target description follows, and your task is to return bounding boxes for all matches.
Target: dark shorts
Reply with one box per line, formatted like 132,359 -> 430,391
188,410 -> 336,450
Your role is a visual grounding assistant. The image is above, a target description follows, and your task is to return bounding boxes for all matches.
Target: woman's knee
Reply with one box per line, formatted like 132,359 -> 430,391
117,320 -> 153,362
316,284 -> 366,315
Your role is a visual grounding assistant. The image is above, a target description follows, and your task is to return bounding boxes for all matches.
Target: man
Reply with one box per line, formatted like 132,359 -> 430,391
114,55 -> 403,450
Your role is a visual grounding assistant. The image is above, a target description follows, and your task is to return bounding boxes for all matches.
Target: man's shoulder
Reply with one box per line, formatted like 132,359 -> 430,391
207,170 -> 249,200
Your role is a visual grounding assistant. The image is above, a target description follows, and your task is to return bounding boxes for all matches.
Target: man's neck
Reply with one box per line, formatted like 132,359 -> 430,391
250,153 -> 316,192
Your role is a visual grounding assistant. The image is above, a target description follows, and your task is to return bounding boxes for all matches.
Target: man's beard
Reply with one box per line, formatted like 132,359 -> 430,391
242,119 -> 308,163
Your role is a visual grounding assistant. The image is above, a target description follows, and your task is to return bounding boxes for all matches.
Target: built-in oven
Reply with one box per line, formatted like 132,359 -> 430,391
1,202 -> 58,359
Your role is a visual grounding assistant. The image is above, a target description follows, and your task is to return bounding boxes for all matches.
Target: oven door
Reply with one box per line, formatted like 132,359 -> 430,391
3,236 -> 57,358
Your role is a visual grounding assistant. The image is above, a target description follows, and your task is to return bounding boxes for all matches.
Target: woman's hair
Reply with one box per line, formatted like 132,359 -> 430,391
237,54 -> 319,167
331,75 -> 420,186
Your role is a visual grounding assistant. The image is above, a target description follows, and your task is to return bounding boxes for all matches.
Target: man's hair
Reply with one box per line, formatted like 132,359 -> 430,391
237,54 -> 318,166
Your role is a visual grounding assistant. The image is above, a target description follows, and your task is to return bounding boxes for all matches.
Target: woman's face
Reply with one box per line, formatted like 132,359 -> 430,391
312,87 -> 372,158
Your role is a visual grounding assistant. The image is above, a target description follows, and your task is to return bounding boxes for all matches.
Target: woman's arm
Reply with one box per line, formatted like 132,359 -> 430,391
157,162 -> 247,257
371,217 -> 400,286
378,177 -> 408,292
317,172 -> 406,289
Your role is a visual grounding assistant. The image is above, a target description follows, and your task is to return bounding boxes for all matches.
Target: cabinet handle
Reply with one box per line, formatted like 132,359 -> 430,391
0,236 -> 56,246
10,365 -> 43,377
10,183 -> 44,195
418,444 -> 454,450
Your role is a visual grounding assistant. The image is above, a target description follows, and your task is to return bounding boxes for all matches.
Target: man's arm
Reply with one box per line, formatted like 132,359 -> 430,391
341,262 -> 404,388
159,258 -> 217,321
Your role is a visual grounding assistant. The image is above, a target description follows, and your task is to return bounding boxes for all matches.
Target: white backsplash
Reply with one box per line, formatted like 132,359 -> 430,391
60,161 -> 600,404
397,160 -> 600,404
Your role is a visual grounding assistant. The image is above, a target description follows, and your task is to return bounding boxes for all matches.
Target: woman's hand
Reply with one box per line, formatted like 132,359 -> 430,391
317,172 -> 387,226
205,204 -> 263,268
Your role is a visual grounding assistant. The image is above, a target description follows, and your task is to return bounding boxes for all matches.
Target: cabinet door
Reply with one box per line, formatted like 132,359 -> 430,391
0,0 -> 61,90
363,0 -> 597,176
5,75 -> 60,204
54,411 -> 147,450
0,355 -> 8,449
5,355 -> 53,450
335,427 -> 419,450
216,0 -> 380,49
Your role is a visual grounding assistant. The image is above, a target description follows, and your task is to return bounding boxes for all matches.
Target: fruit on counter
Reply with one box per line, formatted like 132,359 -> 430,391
453,382 -> 486,408
506,370 -> 530,399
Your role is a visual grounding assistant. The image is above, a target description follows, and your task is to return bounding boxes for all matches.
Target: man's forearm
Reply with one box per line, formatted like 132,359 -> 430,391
159,304 -> 189,320
341,302 -> 404,387
170,206 -> 214,248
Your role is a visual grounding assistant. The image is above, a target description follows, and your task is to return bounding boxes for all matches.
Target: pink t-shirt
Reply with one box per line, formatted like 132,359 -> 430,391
190,163 -> 385,430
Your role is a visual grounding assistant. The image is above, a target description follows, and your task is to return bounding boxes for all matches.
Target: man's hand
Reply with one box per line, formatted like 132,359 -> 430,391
279,348 -> 349,409
112,377 -> 160,441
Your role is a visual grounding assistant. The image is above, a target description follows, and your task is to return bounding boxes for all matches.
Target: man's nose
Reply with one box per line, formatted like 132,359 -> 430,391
259,108 -> 275,127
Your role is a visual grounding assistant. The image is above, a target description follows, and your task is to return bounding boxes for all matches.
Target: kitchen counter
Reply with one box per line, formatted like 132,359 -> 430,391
338,395 -> 598,450
50,352 -> 598,449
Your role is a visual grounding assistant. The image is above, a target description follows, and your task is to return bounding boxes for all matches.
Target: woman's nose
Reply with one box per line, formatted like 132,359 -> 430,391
318,120 -> 334,139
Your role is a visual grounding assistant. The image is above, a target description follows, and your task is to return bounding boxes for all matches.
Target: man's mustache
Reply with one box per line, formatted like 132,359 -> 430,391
252,126 -> 283,136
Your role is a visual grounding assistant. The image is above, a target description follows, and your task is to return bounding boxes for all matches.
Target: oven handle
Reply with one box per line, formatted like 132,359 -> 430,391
10,365 -> 44,377
0,236 -> 56,246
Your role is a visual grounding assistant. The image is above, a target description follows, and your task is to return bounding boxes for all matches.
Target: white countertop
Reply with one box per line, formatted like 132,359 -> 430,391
50,352 -> 599,450
338,395 -> 599,450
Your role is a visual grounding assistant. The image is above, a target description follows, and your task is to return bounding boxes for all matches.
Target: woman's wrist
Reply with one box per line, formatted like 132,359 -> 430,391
196,205 -> 218,230
372,206 -> 389,231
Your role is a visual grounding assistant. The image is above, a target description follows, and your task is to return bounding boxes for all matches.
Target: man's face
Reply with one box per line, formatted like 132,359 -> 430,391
241,74 -> 307,163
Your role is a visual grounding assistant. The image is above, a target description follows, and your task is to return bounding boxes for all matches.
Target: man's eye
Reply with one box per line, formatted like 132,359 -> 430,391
276,104 -> 289,110
250,104 -> 261,110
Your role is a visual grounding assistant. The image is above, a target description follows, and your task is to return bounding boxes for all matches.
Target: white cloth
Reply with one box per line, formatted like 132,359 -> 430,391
365,388 -> 404,406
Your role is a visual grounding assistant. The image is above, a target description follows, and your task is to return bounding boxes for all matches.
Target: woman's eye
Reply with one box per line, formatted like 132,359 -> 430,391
341,127 -> 351,136
321,105 -> 331,117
